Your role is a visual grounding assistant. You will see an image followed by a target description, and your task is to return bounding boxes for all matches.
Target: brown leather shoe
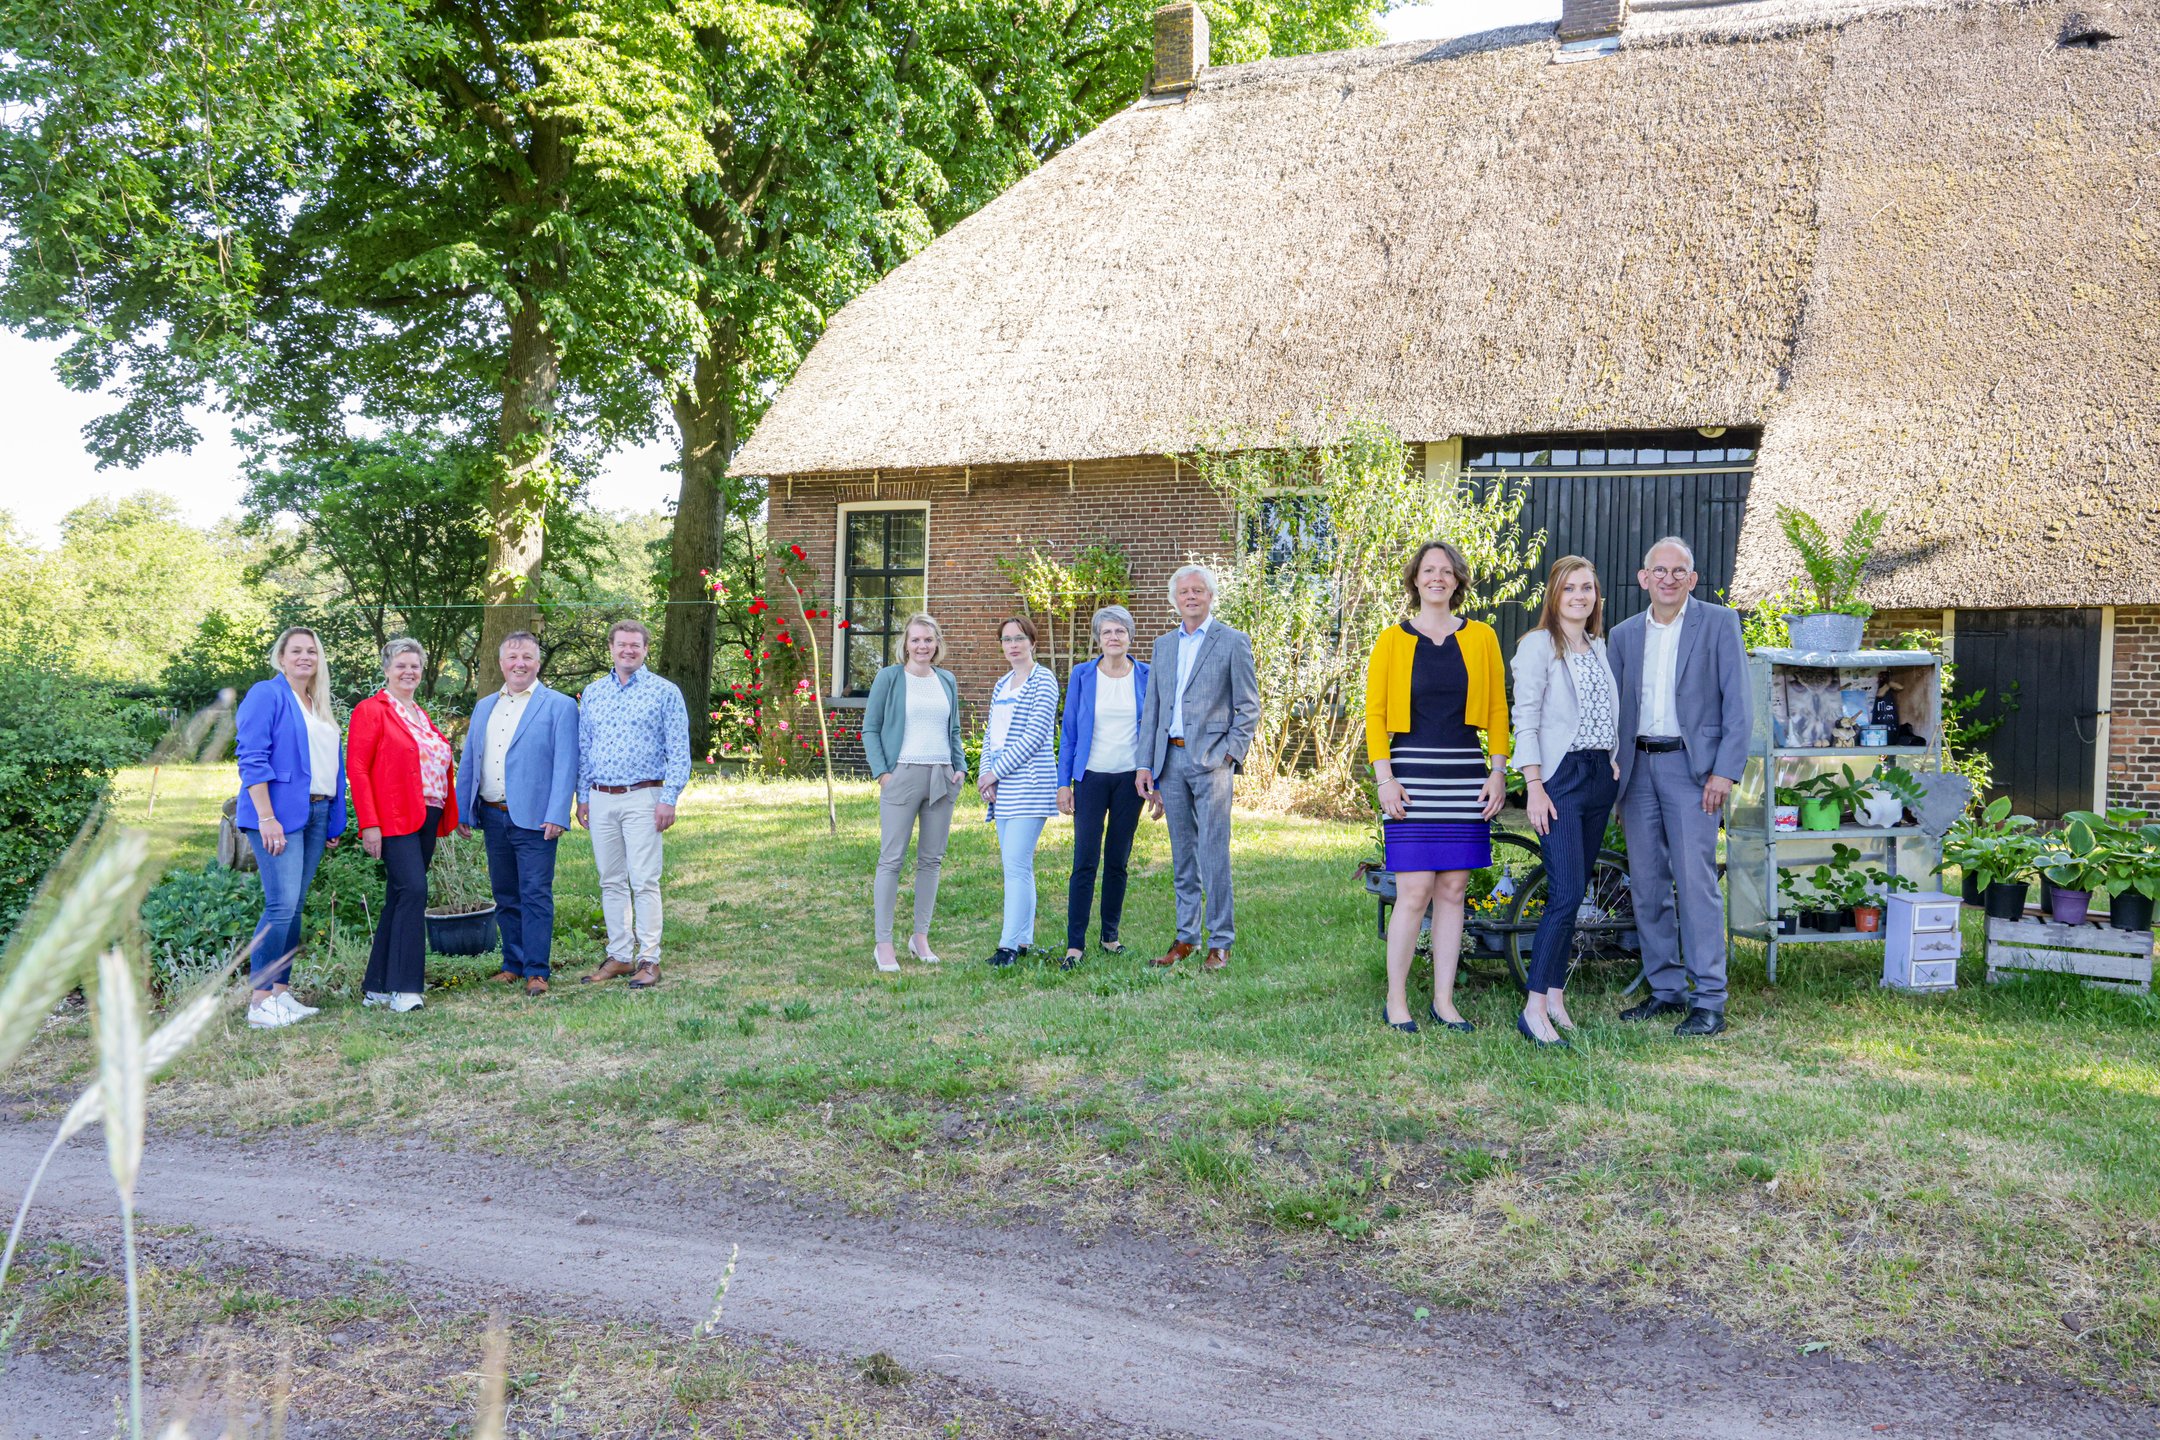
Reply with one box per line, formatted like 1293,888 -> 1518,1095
628,961 -> 661,989
524,977 -> 550,997
581,958 -> 635,985
487,969 -> 521,984
1154,942 -> 1197,968
1202,947 -> 1230,972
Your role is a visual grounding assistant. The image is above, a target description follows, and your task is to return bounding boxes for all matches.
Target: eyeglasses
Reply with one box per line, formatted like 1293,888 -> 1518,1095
1645,566 -> 1693,580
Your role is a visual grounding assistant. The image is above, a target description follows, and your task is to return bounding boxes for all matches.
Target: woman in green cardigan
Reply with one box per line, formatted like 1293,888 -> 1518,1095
862,612 -> 968,973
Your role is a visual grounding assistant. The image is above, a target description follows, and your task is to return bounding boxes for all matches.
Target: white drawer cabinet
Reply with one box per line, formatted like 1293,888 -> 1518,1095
1884,891 -> 1962,992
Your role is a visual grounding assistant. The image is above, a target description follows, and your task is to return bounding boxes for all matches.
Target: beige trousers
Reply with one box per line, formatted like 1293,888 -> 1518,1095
590,786 -> 664,965
875,763 -> 958,944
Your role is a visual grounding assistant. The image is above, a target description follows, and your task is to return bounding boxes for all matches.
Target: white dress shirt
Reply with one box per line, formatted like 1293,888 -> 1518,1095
481,686 -> 535,802
1638,598 -> 1689,739
1169,617 -> 1212,739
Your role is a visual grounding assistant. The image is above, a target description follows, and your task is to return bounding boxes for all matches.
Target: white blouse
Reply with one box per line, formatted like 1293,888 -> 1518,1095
1087,668 -> 1139,774
303,709 -> 341,796
895,669 -> 951,765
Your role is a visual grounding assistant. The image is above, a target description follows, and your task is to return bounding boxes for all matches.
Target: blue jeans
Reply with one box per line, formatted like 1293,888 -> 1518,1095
477,803 -> 560,978
996,816 -> 1048,950
244,798 -> 332,991
1526,750 -> 1619,995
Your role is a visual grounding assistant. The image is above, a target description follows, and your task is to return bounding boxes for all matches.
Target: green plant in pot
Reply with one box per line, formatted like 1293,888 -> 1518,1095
2040,817 -> 2106,927
1795,765 -> 1878,830
2080,809 -> 2160,931
1857,764 -> 1926,828
1774,868 -> 1815,932
424,832 -> 500,957
1801,843 -> 1868,931
1775,504 -> 1885,652
1852,870 -> 1918,934
1939,796 -> 2042,919
1773,783 -> 1805,833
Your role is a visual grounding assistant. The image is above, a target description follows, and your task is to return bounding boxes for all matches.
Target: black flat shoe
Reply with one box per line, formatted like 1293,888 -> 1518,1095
1619,997 -> 1688,1023
1517,1013 -> 1569,1050
1428,1005 -> 1474,1034
1673,1007 -> 1728,1038
1060,949 -> 1083,971
1099,938 -> 1127,956
986,947 -> 1017,967
1382,1004 -> 1420,1035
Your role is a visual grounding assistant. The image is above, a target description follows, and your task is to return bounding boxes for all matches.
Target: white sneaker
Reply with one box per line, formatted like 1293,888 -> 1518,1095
248,1000 -> 300,1029
362,991 -> 392,1009
274,992 -> 318,1019
389,991 -> 425,1013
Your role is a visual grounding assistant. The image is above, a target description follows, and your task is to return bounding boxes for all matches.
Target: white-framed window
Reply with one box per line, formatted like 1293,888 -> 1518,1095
833,502 -> 930,697
1242,490 -> 1332,572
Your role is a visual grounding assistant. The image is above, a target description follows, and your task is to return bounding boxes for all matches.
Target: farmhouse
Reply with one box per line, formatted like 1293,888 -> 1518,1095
731,0 -> 2159,819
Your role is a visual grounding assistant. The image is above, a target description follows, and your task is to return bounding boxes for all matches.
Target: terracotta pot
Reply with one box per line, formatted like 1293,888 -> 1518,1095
1852,904 -> 1884,933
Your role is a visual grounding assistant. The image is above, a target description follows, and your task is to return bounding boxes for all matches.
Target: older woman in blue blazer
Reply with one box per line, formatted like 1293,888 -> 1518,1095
233,627 -> 348,1028
456,631 -> 580,995
1055,606 -> 1150,970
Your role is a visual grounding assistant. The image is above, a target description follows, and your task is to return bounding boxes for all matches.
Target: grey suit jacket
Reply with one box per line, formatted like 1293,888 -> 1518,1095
1608,597 -> 1752,793
1136,619 -> 1261,776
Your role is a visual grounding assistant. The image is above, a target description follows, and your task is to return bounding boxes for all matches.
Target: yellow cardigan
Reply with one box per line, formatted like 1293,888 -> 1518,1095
1364,618 -> 1511,764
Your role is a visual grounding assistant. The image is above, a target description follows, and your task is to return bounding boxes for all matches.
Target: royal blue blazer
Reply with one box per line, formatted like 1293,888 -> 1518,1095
233,678 -> 349,838
455,684 -> 580,832
1058,657 -> 1151,787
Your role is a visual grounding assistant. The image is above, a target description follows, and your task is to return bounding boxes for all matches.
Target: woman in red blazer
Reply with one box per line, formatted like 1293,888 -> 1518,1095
347,637 -> 459,1013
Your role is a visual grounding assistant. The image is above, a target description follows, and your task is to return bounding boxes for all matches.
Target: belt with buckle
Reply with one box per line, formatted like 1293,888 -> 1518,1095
479,798 -> 509,810
591,780 -> 663,794
309,793 -> 333,801
1168,737 -> 1186,747
1635,736 -> 1685,753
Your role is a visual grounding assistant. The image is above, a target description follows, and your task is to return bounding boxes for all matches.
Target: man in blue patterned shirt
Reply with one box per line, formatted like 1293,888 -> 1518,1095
576,620 -> 691,989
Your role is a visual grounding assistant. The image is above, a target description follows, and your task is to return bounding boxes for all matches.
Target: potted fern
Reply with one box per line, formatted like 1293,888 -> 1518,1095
1775,504 -> 1886,653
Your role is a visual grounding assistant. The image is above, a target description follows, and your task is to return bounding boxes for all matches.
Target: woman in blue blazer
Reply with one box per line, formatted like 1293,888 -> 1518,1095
233,627 -> 348,1027
1055,605 -> 1150,969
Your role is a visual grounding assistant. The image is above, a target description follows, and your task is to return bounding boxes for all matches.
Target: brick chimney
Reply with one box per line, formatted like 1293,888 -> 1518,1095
1557,0 -> 1628,41
1149,2 -> 1209,95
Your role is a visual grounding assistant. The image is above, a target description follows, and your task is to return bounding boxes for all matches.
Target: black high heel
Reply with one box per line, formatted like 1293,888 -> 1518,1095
1517,1012 -> 1569,1050
1382,1003 -> 1420,1035
1428,1005 -> 1475,1034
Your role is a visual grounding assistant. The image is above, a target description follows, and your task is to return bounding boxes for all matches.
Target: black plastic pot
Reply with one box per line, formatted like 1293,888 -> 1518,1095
2110,891 -> 2155,933
1960,872 -> 1984,907
1982,880 -> 2030,922
1776,913 -> 1800,936
425,905 -> 499,956
1801,909 -> 1841,933
2039,876 -> 2058,914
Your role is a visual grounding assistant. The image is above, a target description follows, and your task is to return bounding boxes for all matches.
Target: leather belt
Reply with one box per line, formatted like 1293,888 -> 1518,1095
479,799 -> 509,810
1635,737 -> 1685,753
1168,737 -> 1186,748
309,793 -> 333,801
591,780 -> 662,794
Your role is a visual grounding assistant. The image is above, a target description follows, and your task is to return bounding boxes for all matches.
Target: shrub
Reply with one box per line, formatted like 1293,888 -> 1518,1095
0,659 -> 150,935
139,862 -> 261,994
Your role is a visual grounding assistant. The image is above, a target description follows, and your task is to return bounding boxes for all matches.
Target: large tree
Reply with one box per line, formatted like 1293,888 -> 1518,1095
655,0 -> 1385,756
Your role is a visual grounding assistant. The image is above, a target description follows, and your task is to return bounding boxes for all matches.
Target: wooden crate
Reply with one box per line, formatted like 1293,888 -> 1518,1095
1985,918 -> 2153,993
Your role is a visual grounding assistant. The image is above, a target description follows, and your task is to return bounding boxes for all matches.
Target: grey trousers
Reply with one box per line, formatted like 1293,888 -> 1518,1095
875,763 -> 957,944
1159,744 -> 1236,949
1620,746 -> 1728,1012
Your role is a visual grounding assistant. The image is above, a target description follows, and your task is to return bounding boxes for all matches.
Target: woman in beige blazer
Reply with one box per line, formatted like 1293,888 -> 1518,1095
1508,557 -> 1622,1049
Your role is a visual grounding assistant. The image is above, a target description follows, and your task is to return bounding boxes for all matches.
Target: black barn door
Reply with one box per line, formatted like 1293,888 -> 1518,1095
1466,431 -> 1756,655
1951,609 -> 2102,824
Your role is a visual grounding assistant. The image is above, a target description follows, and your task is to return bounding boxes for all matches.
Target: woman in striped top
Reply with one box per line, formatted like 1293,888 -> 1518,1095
1364,542 -> 1511,1035
978,617 -> 1061,967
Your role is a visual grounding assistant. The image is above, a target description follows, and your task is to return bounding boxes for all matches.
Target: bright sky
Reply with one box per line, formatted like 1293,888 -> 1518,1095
1,0 -> 1558,546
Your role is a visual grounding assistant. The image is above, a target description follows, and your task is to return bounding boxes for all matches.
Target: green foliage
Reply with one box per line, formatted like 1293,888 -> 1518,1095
1735,580 -> 1816,651
0,659 -> 149,935
426,832 -> 496,916
993,542 -> 1134,673
159,609 -> 277,711
138,864 -> 260,994
1941,795 -> 2044,890
1196,413 -> 1541,792
1774,505 -> 1886,616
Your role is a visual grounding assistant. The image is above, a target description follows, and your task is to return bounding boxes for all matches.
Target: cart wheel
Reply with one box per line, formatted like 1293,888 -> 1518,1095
1503,848 -> 1640,993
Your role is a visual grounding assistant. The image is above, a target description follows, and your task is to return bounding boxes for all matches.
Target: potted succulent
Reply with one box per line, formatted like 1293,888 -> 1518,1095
1939,796 -> 2042,921
1775,504 -> 1886,653
424,832 -> 500,956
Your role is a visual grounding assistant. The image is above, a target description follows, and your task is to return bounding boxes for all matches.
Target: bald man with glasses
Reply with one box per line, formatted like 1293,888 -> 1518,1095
1606,537 -> 1752,1036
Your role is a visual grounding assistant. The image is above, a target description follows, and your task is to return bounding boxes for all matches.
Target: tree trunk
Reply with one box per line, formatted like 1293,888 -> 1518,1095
477,290 -> 561,694
658,341 -> 740,762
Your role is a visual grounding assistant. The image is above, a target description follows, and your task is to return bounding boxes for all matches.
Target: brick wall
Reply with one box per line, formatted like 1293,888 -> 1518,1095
1865,609 -> 1943,647
2108,606 -> 2160,811
765,456 -> 1231,769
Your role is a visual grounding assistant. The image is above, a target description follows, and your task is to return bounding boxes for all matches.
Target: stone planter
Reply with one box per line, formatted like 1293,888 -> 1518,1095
1787,612 -> 1865,652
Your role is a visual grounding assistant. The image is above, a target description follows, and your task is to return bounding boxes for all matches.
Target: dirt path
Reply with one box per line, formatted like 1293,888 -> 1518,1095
3,1129 -> 2146,1440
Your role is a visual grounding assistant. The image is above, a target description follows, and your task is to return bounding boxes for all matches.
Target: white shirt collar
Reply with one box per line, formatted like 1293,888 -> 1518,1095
1180,616 -> 1213,638
1646,597 -> 1691,632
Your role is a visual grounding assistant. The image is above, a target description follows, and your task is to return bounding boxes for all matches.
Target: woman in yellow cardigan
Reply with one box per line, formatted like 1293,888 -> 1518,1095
1365,541 -> 1510,1035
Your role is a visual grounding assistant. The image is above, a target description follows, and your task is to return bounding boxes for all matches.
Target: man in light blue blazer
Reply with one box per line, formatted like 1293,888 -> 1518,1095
457,631 -> 580,995
1607,538 -> 1753,1036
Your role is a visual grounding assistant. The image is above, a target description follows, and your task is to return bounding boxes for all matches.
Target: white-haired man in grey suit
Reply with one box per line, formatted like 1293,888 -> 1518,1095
1135,564 -> 1260,972
1606,536 -> 1753,1036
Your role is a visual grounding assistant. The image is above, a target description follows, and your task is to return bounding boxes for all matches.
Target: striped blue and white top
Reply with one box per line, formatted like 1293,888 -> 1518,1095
982,664 -> 1060,821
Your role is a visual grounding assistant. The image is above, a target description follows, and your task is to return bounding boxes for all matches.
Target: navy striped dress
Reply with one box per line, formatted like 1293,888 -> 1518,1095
1382,623 -> 1494,873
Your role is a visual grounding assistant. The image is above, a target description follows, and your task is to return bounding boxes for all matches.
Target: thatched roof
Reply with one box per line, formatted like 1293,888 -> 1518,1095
731,0 -> 2160,607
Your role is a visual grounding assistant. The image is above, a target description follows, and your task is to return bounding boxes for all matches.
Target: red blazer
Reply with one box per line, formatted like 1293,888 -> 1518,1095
346,691 -> 460,838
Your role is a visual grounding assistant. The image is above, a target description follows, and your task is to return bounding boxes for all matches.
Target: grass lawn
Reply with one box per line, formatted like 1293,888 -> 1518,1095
24,766 -> 2160,1396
